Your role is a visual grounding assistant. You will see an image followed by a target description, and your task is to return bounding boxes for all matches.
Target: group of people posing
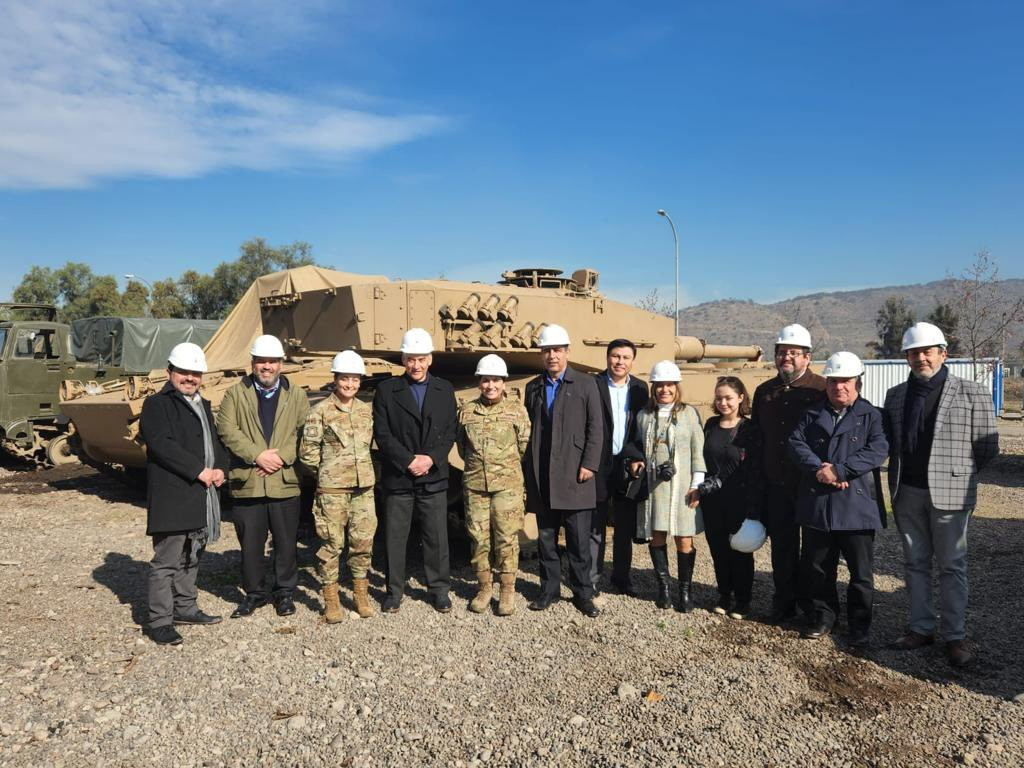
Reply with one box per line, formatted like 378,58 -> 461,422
138,320 -> 998,669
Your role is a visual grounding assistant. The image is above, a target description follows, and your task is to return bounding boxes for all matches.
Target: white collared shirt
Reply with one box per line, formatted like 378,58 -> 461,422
607,372 -> 630,455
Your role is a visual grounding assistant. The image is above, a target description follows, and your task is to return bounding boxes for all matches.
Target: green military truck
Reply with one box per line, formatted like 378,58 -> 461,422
0,304 -> 219,465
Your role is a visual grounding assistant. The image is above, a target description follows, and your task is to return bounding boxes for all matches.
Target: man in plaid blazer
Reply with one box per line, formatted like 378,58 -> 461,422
882,322 -> 999,668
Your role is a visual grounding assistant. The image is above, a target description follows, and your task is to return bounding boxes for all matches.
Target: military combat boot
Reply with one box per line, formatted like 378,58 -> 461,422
649,545 -> 672,610
352,577 -> 374,618
322,583 -> 343,624
470,570 -> 492,613
497,572 -> 517,616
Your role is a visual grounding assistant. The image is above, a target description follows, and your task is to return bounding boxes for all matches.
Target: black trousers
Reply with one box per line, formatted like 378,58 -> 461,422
762,484 -> 807,612
538,504 -> 593,601
703,499 -> 753,604
232,496 -> 300,599
592,493 -> 637,589
801,527 -> 875,633
384,487 -> 450,600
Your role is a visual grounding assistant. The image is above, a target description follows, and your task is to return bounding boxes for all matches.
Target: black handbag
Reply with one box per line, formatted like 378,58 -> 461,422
623,465 -> 648,502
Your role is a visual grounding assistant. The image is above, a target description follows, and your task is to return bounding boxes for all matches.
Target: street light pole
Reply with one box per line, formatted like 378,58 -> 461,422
124,274 -> 154,292
656,209 -> 680,336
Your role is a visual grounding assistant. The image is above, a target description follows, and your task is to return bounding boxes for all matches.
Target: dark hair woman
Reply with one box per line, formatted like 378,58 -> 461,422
687,376 -> 762,619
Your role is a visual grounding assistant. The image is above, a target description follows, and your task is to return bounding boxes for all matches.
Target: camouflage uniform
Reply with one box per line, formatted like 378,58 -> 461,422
299,394 -> 377,583
456,396 -> 531,573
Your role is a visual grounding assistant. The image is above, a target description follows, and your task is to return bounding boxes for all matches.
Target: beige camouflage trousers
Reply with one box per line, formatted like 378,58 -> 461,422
464,487 -> 524,574
313,489 -> 377,583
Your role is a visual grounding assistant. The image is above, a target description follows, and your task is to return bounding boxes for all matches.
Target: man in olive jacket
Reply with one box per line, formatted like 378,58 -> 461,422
523,324 -> 604,617
217,335 -> 309,618
140,343 -> 228,646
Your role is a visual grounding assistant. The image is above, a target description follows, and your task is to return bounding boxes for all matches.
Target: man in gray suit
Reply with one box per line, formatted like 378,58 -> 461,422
523,324 -> 604,617
882,322 -> 999,668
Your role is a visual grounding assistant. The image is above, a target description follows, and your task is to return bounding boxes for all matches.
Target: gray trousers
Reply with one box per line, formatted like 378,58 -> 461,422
148,532 -> 203,628
893,484 -> 971,641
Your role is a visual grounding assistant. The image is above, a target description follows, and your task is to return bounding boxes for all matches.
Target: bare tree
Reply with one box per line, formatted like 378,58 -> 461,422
635,287 -> 675,318
948,251 -> 1024,379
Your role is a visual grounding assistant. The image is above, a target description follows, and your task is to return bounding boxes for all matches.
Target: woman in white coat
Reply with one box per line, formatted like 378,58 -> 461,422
627,360 -> 706,612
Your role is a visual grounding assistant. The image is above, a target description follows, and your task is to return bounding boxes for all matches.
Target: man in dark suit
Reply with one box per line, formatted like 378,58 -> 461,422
523,324 -> 604,617
372,328 -> 458,613
591,339 -> 649,597
139,343 -> 228,646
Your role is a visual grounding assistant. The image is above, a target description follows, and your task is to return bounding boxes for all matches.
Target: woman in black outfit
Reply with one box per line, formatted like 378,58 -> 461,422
687,376 -> 761,619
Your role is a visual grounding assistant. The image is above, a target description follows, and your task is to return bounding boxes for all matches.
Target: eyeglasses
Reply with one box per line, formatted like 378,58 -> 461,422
775,350 -> 807,359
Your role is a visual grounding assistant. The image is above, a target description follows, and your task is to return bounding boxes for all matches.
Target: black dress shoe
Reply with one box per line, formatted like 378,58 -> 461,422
382,595 -> 401,614
528,595 -> 558,611
801,620 -> 834,640
433,594 -> 452,613
847,629 -> 870,649
231,595 -> 270,619
147,625 -> 183,645
768,605 -> 799,625
572,597 -> 600,618
173,610 -> 223,626
274,595 -> 296,616
611,580 -> 638,597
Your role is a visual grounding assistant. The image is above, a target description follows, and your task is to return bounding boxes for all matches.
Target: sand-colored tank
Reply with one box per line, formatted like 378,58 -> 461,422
61,265 -> 775,471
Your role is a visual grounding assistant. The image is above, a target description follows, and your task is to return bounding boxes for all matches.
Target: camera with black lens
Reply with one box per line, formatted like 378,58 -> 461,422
656,461 -> 676,482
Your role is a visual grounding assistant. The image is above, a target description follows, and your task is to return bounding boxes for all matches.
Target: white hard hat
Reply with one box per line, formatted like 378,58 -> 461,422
776,323 -> 812,349
331,350 -> 366,376
649,360 -> 681,382
250,334 -> 285,358
400,328 -> 434,355
168,342 -> 208,373
823,351 -> 864,378
475,354 -> 508,377
730,519 -> 767,553
901,321 -> 947,352
537,324 -> 571,347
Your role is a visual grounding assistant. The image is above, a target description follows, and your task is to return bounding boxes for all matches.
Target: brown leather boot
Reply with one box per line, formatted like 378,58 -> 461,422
352,577 -> 374,619
322,583 -> 343,624
497,572 -> 517,616
469,570 -> 492,613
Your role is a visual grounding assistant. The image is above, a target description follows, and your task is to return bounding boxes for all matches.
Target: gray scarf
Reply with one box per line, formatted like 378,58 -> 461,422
182,393 -> 221,543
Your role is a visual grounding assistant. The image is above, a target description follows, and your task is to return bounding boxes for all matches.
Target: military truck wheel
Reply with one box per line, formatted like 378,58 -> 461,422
46,434 -> 79,466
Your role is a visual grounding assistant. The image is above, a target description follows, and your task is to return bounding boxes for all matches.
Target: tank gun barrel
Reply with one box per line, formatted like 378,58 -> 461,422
674,336 -> 763,362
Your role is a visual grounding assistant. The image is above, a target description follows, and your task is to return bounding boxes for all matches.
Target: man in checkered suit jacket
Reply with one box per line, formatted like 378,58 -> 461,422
882,322 -> 999,668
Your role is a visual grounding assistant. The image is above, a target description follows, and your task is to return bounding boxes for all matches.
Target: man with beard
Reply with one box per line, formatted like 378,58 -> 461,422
883,322 -> 998,668
218,335 -> 309,619
750,324 -> 826,623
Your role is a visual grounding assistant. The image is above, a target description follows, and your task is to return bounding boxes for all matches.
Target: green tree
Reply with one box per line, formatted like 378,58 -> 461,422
83,275 -> 123,318
868,296 -> 914,359
149,279 -> 185,319
926,302 -> 961,356
12,266 -> 59,305
120,281 -> 150,317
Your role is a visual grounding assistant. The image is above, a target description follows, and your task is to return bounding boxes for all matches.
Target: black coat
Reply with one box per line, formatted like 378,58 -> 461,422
524,366 -> 604,511
592,372 -> 649,501
139,382 -> 228,535
372,374 -> 458,493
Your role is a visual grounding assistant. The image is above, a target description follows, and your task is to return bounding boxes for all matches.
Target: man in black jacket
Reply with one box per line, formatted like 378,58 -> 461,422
591,339 -> 648,597
139,343 -> 228,645
372,328 -> 458,613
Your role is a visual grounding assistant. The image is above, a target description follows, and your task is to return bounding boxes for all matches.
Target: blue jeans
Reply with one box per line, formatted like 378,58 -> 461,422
893,484 -> 971,642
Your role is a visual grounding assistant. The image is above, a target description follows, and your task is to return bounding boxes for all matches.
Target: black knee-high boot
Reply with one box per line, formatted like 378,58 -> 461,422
648,545 -> 672,610
676,549 -> 696,613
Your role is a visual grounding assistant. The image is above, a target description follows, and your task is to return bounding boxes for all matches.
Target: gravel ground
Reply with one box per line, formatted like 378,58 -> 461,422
1,424 -> 1022,768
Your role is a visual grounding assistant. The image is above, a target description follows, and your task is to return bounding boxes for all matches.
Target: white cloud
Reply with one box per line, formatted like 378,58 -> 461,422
0,1 -> 447,188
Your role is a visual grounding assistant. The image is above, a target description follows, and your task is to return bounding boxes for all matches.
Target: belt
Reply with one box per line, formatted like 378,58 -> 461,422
316,486 -> 364,495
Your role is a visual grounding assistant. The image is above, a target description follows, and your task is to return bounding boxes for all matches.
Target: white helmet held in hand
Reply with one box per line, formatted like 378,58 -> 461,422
250,334 -> 285,358
730,519 -> 767,553
776,323 -> 812,349
168,342 -> 208,373
823,351 -> 864,378
331,350 -> 366,376
537,323 -> 571,348
475,354 -> 508,377
901,321 -> 947,351
649,360 -> 681,382
400,328 -> 434,355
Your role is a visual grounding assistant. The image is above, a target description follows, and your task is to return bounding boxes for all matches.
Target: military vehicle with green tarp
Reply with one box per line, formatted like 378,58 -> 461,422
0,306 -> 219,464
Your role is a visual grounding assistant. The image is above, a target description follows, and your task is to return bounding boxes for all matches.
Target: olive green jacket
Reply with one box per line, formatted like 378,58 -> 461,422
217,374 -> 310,499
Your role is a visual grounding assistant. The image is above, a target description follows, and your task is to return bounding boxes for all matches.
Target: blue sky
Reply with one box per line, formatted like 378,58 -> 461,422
1,1 -> 1021,308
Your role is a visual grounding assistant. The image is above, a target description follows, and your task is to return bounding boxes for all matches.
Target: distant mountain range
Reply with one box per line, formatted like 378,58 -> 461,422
679,278 -> 1024,360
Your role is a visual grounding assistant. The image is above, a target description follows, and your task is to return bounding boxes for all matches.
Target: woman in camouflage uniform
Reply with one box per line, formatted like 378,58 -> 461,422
299,351 -> 377,622
456,354 -> 531,616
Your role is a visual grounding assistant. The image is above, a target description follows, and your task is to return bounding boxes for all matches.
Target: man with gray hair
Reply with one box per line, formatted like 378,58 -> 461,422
883,322 -> 998,668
